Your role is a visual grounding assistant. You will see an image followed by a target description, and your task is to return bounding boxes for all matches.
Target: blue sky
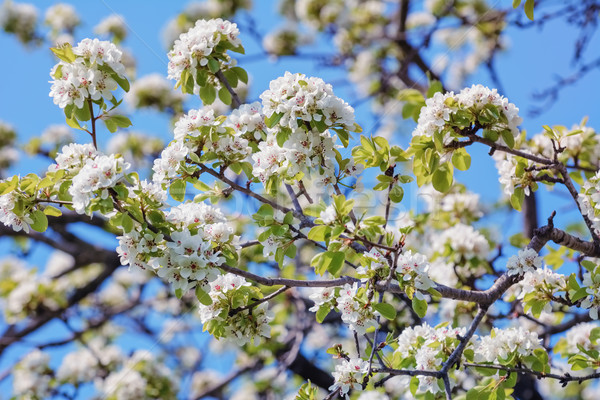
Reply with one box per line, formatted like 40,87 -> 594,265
0,0 -> 599,397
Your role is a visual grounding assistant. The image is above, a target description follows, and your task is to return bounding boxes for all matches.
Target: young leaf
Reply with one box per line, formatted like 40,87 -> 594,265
200,84 -> 217,105
232,66 -> 248,84
170,179 -> 186,202
374,303 -> 397,320
207,58 -> 220,74
432,163 -> 453,192
315,304 -> 330,323
218,87 -> 232,105
524,0 -> 534,20
451,149 -> 471,171
30,209 -> 48,233
195,286 -> 213,305
412,297 -> 428,318
43,205 -> 62,217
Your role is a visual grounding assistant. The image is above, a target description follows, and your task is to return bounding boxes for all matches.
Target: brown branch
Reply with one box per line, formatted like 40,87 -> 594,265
215,70 -> 242,109
463,362 -> 600,384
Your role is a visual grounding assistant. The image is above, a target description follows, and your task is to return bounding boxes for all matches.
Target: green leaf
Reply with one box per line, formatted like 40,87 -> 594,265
266,112 -> 283,128
451,149 -> 471,171
308,225 -> 331,241
170,179 -> 186,202
0,175 -> 19,195
43,205 -> 62,217
412,297 -> 428,318
510,187 -> 525,211
104,118 -> 118,133
199,84 -> 217,105
74,103 -> 91,121
222,69 -> 238,88
524,0 -> 534,20
65,116 -> 83,130
121,213 -> 134,233
232,66 -> 248,84
513,0 -> 522,8
196,69 -> 208,87
389,185 -> 404,203
426,80 -> 443,98
195,286 -> 213,305
324,251 -> 345,277
50,44 -> 76,63
315,304 -> 330,323
175,288 -> 183,299
501,130 -> 515,149
432,163 -> 453,192
207,58 -> 220,74
30,209 -> 48,233
218,87 -> 232,105
111,71 -> 130,92
373,303 -> 397,320
147,210 -> 165,226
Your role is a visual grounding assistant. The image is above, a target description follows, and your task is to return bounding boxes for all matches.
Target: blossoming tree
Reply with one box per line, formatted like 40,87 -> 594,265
1,1 -> 600,399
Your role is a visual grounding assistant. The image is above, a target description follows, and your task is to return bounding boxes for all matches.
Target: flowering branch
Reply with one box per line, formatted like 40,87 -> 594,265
229,285 -> 290,316
462,362 -> 600,383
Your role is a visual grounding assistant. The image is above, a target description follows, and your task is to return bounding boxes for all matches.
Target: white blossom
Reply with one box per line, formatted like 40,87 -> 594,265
49,38 -> 127,109
506,248 -> 542,276
329,357 -> 369,397
336,283 -> 377,335
45,3 -> 79,32
167,18 -> 240,83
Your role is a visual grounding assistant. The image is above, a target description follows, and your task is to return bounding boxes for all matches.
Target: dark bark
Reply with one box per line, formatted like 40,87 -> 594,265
523,192 -> 539,239
287,351 -> 334,390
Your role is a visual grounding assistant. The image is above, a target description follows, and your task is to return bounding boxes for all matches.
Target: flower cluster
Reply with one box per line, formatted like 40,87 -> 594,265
167,18 -> 240,86
504,267 -> 567,317
560,322 -> 600,355
295,0 -> 345,31
329,357 -> 369,398
473,327 -> 542,364
506,247 -> 542,276
439,191 -> 482,221
198,273 -> 274,345
263,27 -> 312,56
56,337 -> 123,385
95,14 -> 128,43
44,3 -> 79,33
96,350 -> 178,400
40,124 -> 73,148
0,183 -> 33,233
117,200 -> 237,294
581,264 -> 600,319
308,286 -> 337,312
515,267 -> 566,299
49,38 -> 127,109
13,350 -> 52,399
0,1 -> 38,44
106,131 -> 164,170
356,248 -> 390,278
336,283 -> 377,334
395,250 -> 435,299
152,140 -> 191,184
69,153 -> 131,214
412,84 -> 522,146
225,101 -> 268,141
434,223 -> 490,260
579,170 -> 600,236
249,72 -> 359,190
394,323 -> 465,394
260,71 -> 354,131
251,126 -> 339,188
530,123 -> 600,167
126,73 -> 185,113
